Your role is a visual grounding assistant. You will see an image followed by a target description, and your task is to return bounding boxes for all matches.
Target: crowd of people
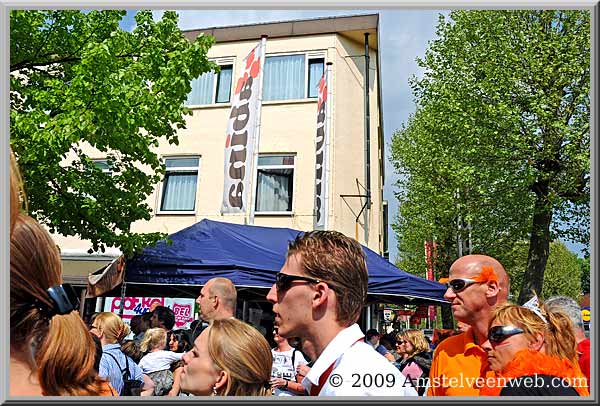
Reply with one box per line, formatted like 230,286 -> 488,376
8,146 -> 591,397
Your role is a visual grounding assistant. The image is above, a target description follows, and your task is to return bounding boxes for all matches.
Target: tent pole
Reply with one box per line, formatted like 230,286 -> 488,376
118,282 -> 126,318
366,304 -> 372,330
242,300 -> 248,322
95,297 -> 104,313
78,289 -> 86,317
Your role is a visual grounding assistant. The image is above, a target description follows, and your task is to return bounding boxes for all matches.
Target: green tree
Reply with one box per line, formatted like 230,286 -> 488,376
578,256 -> 590,294
390,10 -> 590,304
10,10 -> 217,256
501,241 -> 582,300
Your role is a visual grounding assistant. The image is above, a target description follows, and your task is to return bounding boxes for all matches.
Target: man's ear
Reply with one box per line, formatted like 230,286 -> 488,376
485,280 -> 500,298
311,282 -> 330,309
214,370 -> 228,392
528,333 -> 544,352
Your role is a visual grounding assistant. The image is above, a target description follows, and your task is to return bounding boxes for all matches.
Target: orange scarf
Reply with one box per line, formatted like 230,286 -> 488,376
480,349 -> 589,396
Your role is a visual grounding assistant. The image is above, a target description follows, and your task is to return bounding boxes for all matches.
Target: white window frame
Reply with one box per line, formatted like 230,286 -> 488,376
156,155 -> 201,215
186,57 -> 235,107
254,153 -> 296,215
264,51 -> 326,101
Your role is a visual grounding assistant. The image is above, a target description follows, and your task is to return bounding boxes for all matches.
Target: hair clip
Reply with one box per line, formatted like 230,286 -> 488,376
522,294 -> 547,324
46,284 -> 80,317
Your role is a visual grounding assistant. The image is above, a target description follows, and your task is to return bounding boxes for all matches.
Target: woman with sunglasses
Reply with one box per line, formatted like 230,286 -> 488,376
393,330 -> 432,396
480,301 -> 589,396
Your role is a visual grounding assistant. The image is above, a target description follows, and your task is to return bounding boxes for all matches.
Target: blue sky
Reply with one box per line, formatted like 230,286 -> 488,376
120,9 -> 586,262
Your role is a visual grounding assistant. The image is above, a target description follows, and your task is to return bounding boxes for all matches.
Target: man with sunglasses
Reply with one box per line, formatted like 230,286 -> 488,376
266,231 -> 417,396
427,254 -> 509,396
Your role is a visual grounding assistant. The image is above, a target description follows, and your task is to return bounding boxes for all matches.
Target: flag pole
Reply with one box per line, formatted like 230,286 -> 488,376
248,35 -> 268,225
324,62 -> 333,230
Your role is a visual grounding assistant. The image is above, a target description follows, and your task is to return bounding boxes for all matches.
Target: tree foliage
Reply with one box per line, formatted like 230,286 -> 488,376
10,10 -> 217,256
500,241 -> 582,300
390,10 -> 590,303
578,255 -> 590,294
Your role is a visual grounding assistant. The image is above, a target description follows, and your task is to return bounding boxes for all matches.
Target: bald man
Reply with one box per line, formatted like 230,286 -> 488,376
428,255 -> 510,396
195,277 -> 237,323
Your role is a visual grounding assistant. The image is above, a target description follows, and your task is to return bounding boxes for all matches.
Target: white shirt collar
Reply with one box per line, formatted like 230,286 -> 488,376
304,323 -> 364,386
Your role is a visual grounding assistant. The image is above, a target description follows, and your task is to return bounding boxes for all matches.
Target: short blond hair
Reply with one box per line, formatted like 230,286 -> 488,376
399,329 -> 430,357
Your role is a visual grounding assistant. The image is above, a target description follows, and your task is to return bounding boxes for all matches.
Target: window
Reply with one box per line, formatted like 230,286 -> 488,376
255,155 -> 295,213
93,159 -> 111,175
263,54 -> 325,101
308,58 -> 324,98
185,63 -> 233,105
159,157 -> 200,212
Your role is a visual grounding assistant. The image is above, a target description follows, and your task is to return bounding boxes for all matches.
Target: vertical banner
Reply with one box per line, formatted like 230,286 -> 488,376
222,39 -> 265,214
425,240 -> 438,321
314,63 -> 331,229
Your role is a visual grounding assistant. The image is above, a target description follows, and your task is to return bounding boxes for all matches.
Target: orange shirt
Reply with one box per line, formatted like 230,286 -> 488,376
428,328 -> 494,396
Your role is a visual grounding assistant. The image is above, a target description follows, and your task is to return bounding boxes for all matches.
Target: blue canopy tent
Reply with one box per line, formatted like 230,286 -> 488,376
124,219 -> 447,305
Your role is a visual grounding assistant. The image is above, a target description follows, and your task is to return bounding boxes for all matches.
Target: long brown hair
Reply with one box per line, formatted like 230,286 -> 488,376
206,319 -> 272,396
10,214 -> 107,395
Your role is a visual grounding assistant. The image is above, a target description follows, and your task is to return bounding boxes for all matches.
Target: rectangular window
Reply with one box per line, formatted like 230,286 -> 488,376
263,55 -> 305,101
308,58 -> 325,98
255,155 -> 295,213
159,157 -> 200,212
93,159 -> 111,175
185,63 -> 233,106
215,65 -> 233,103
263,53 -> 325,101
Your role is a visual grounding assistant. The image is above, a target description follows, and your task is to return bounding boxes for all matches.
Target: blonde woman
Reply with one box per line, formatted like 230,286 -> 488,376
91,312 -> 154,395
480,301 -> 589,396
180,318 -> 272,396
138,328 -> 184,395
394,329 -> 432,396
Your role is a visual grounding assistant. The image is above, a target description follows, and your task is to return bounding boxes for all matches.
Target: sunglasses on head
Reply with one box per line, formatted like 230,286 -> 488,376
488,325 -> 525,345
275,272 -> 324,292
446,278 -> 482,293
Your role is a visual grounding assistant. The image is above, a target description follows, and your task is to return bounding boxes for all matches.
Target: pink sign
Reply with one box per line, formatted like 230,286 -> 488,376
104,296 -> 195,328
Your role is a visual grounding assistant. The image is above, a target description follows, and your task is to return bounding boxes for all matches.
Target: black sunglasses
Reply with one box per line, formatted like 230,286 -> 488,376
396,340 -> 406,345
488,325 -> 525,345
447,278 -> 481,293
275,272 -> 324,292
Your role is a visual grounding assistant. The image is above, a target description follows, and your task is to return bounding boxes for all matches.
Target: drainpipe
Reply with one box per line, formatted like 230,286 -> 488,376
364,33 -> 371,244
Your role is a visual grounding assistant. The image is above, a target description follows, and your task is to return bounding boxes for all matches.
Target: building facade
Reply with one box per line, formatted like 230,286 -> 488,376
55,14 -> 388,286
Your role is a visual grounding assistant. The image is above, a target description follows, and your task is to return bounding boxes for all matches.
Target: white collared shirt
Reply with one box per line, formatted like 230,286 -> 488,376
302,324 -> 418,396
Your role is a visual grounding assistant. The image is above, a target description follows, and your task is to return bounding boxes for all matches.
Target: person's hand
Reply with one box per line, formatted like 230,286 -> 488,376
270,377 -> 288,390
296,364 -> 311,377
